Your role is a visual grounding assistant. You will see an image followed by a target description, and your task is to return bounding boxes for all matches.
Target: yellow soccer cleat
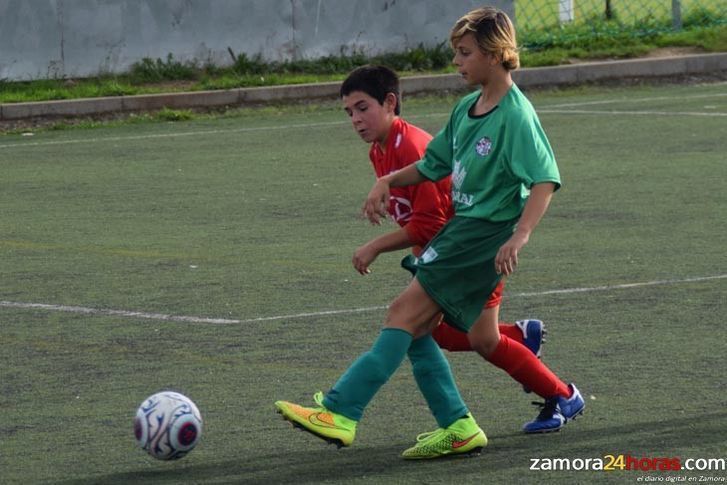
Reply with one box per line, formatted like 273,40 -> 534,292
275,392 -> 357,448
402,414 -> 487,459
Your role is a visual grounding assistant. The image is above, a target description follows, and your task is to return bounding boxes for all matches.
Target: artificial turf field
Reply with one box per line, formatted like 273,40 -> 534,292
1,81 -> 726,484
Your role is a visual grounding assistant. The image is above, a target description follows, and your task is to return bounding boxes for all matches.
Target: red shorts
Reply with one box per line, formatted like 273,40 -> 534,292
484,280 -> 505,309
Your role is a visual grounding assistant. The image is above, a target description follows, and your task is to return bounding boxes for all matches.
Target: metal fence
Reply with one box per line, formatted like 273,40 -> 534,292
515,0 -> 727,49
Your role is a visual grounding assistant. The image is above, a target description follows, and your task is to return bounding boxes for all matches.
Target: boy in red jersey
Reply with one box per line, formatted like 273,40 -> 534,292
341,64 -> 543,361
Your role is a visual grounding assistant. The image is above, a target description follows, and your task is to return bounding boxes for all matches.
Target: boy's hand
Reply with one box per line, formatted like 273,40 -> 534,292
496,182 -> 555,275
362,178 -> 390,225
352,242 -> 378,275
495,231 -> 529,276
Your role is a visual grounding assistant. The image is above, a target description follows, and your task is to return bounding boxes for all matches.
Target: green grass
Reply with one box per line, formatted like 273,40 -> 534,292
519,24 -> 727,66
0,44 -> 456,104
516,0 -> 726,30
1,81 -> 726,483
516,0 -> 727,62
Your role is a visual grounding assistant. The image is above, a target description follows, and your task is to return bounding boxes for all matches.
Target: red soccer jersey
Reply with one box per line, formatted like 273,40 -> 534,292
369,117 -> 453,257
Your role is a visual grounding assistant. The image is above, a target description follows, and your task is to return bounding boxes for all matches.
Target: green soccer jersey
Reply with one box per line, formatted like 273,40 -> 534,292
416,84 -> 561,221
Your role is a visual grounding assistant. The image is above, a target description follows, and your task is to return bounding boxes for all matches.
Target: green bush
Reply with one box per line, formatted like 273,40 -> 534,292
683,6 -> 726,29
155,107 -> 194,121
232,53 -> 268,75
130,54 -> 197,83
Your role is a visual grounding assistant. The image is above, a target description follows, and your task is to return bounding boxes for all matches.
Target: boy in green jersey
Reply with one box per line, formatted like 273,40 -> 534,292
276,7 -> 585,459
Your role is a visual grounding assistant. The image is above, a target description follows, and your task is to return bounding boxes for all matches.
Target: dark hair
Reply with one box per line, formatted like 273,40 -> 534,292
340,65 -> 401,115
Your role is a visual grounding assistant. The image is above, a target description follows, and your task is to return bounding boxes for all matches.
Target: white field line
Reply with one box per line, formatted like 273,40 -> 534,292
542,91 -> 727,108
0,121 -> 348,149
1,273 -> 725,325
2,91 -> 725,150
0,301 -> 240,324
539,109 -> 727,117
508,274 -> 727,297
0,114 -> 457,150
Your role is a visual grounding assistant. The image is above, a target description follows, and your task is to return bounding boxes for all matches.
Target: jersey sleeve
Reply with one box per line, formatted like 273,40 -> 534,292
415,111 -> 455,182
506,112 -> 561,190
403,180 -> 450,246
394,124 -> 450,246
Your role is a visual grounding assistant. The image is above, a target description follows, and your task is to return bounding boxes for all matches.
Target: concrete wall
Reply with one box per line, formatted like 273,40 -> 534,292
0,0 -> 513,81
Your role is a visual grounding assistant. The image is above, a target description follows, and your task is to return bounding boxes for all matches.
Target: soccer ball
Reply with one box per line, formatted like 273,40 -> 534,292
134,391 -> 203,460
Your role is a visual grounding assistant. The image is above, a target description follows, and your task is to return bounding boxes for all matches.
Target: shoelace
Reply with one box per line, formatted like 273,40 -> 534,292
531,399 -> 559,420
313,391 -> 325,407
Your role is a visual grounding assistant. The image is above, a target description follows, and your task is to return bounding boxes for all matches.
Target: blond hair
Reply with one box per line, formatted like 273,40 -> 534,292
450,7 -> 519,71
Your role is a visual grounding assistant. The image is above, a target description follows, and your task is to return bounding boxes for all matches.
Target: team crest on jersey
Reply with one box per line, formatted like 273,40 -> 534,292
475,137 -> 492,156
390,196 -> 413,222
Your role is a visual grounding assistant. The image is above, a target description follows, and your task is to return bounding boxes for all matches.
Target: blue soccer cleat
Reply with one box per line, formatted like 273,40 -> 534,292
515,319 -> 545,358
523,383 -> 585,434
515,319 -> 546,393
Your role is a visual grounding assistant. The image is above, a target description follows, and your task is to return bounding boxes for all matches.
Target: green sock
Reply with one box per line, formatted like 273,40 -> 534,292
408,334 -> 469,428
323,328 -> 412,421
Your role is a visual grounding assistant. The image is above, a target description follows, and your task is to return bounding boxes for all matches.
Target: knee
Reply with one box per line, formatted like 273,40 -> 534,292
384,296 -> 426,336
468,333 -> 500,358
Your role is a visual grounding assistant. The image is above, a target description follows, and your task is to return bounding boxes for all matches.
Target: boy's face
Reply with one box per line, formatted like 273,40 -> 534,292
452,33 -> 499,86
342,90 -> 396,144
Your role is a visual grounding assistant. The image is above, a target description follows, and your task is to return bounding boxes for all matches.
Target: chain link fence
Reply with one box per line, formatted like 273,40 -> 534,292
515,0 -> 727,49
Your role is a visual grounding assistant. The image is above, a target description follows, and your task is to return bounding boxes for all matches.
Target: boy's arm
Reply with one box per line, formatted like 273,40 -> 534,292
354,180 -> 449,274
495,182 -> 555,276
404,180 -> 450,246
362,163 -> 427,225
352,227 -> 413,275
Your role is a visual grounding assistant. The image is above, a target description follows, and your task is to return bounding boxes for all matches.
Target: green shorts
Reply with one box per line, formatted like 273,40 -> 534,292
402,215 -> 516,332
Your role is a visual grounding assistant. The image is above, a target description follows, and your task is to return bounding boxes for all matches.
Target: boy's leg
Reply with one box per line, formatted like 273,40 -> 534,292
431,281 -> 544,355
276,279 -> 442,445
432,320 -> 533,352
468,305 -> 570,399
325,279 -> 456,419
487,333 -> 570,398
467,306 -> 585,433
323,327 -> 413,420
408,330 -> 468,428
402,325 -> 487,459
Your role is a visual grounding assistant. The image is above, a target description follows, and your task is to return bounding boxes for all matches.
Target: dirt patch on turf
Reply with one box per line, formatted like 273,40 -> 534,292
563,47 -> 708,64
642,46 -> 707,58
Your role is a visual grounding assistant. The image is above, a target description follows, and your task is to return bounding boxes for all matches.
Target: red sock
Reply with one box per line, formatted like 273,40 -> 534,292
486,335 -> 571,399
433,322 -> 522,352
431,323 -> 471,351
498,323 -> 524,344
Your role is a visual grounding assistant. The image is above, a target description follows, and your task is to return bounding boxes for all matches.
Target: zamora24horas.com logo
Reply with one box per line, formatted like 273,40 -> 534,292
529,454 -> 727,474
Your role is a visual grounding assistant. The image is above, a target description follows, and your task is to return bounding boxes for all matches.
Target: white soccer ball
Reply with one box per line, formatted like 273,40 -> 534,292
134,391 -> 203,460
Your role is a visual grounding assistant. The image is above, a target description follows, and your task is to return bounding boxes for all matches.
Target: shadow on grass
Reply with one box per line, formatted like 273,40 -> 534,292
58,443 -> 408,485
59,411 -> 727,484
483,410 -> 727,463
